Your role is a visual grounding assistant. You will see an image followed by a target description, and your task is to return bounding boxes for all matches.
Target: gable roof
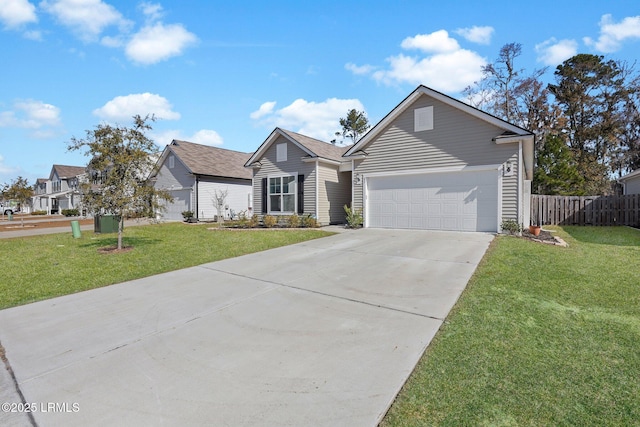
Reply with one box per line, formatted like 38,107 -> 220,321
343,85 -> 535,179
245,128 -> 350,167
164,140 -> 252,180
50,165 -> 86,180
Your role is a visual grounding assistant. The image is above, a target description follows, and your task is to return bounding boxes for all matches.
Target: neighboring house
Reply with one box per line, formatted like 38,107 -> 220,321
32,165 -> 86,214
247,85 -> 534,232
618,169 -> 640,195
244,128 -> 352,225
32,178 -> 50,212
151,140 -> 253,221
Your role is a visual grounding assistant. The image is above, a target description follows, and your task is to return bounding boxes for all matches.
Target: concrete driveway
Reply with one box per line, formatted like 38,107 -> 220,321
0,228 -> 493,427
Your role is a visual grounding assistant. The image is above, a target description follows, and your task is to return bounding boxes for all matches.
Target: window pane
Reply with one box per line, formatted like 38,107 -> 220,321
283,175 -> 295,193
269,177 -> 280,194
270,195 -> 281,212
283,194 -> 295,212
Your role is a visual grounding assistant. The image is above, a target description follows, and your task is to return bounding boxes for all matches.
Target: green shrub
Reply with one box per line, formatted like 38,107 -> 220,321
248,214 -> 259,228
31,210 -> 47,216
61,209 -> 79,217
501,219 -> 522,235
181,211 -> 194,221
286,213 -> 300,228
263,215 -> 277,228
301,215 -> 319,228
344,205 -> 363,228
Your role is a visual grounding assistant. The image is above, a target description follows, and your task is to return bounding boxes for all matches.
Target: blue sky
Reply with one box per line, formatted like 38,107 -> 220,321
1,0 -> 639,185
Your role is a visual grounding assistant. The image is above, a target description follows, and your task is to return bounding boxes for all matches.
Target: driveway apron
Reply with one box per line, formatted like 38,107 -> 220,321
0,229 -> 493,427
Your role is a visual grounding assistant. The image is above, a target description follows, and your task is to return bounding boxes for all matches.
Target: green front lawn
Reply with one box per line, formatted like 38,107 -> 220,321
0,223 -> 332,310
382,226 -> 640,426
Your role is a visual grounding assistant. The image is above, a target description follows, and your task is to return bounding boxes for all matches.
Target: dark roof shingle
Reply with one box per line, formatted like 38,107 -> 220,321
169,140 -> 252,180
51,165 -> 86,179
279,129 -> 350,162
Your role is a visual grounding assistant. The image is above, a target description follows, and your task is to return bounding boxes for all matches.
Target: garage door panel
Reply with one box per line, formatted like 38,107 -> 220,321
367,170 -> 499,232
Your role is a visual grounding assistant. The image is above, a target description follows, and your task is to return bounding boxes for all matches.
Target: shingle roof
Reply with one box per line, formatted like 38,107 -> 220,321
278,129 -> 351,162
51,165 -> 85,179
169,140 -> 252,180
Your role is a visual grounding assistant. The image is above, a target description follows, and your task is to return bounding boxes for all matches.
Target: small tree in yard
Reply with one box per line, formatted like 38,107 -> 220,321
2,176 -> 34,211
212,189 -> 228,227
68,115 -> 172,250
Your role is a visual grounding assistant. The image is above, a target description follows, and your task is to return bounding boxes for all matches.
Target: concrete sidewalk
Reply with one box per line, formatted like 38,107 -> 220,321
0,229 -> 493,426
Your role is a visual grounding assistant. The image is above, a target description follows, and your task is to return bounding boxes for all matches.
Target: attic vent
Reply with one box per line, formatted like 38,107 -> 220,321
276,143 -> 287,162
414,106 -> 434,132
169,155 -> 175,169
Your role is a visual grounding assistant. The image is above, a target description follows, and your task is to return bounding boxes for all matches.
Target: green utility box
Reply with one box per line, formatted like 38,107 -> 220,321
94,215 -> 120,233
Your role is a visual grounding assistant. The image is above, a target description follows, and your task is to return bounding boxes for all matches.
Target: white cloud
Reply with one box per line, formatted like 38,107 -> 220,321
23,29 -> 42,40
346,30 -> 486,93
373,50 -> 486,93
584,14 -> 640,53
139,2 -> 164,22
455,26 -> 494,45
345,62 -> 376,75
0,99 -> 61,129
93,93 -> 180,121
40,0 -> 131,42
152,129 -> 223,147
251,97 -> 366,142
535,38 -> 578,66
0,0 -> 37,28
249,101 -> 276,120
125,22 -> 197,65
401,30 -> 460,53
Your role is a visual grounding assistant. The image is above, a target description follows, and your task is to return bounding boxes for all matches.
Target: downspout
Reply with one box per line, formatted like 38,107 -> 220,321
195,175 -> 199,220
315,159 -> 319,221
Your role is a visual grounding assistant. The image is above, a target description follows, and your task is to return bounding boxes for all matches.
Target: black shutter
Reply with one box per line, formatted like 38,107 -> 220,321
297,174 -> 304,214
261,177 -> 267,214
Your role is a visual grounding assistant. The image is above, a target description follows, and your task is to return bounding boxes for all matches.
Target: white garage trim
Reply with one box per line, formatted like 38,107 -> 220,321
363,164 -> 502,178
364,167 -> 502,232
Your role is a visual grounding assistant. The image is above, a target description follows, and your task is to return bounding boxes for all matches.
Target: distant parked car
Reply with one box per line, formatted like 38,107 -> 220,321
1,203 -> 16,215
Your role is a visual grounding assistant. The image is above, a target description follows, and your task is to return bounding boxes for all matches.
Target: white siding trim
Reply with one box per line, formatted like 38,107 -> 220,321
518,140 -> 523,226
362,164 -> 502,179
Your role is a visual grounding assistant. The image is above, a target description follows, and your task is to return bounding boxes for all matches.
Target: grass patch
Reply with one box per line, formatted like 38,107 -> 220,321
381,226 -> 640,426
0,222 -> 332,310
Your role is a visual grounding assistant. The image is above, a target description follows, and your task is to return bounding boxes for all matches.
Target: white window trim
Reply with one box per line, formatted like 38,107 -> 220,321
267,173 -> 297,214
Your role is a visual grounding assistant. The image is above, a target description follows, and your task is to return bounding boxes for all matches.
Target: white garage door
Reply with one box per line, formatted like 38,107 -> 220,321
366,170 -> 499,232
161,189 -> 192,221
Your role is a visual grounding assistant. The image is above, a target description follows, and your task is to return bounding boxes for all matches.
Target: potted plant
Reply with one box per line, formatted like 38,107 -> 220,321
529,210 -> 541,236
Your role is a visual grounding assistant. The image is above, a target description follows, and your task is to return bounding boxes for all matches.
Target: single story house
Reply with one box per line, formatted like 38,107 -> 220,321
618,169 -> 640,195
244,128 -> 352,225
247,85 -> 534,232
151,140 -> 253,221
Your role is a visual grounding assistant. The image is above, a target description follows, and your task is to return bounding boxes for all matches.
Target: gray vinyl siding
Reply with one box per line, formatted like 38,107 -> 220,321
153,153 -> 194,191
317,164 -> 351,225
502,152 -> 519,221
353,93 -> 520,221
624,175 -> 640,194
251,135 -> 316,218
154,152 -> 195,220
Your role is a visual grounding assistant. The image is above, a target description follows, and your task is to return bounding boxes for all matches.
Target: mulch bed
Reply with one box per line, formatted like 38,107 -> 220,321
520,229 -> 568,246
0,217 -> 93,232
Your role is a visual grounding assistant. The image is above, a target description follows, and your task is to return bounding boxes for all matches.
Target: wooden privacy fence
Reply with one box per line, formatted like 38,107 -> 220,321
531,194 -> 640,226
